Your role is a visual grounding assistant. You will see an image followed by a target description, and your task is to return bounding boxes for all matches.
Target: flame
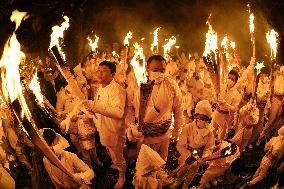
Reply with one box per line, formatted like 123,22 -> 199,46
87,35 -> 99,52
249,13 -> 254,35
228,65 -> 233,72
112,51 -> 118,57
29,71 -> 44,107
0,10 -> 32,121
150,27 -> 161,54
266,29 -> 279,60
163,36 -> 176,58
124,31 -> 133,47
221,36 -> 229,60
255,61 -> 265,75
188,53 -> 192,59
49,16 -> 69,61
141,37 -> 145,42
203,14 -> 218,60
230,41 -> 236,50
130,42 -> 147,86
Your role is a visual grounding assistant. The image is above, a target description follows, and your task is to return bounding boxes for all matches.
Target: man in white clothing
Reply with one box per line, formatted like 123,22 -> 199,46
126,55 -> 184,161
83,61 -> 126,189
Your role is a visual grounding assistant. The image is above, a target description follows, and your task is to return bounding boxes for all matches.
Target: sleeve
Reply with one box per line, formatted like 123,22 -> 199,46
125,87 -> 136,128
71,153 -> 95,183
93,85 -> 126,119
56,90 -> 65,112
171,80 -> 185,139
176,125 -> 190,155
203,132 -> 214,157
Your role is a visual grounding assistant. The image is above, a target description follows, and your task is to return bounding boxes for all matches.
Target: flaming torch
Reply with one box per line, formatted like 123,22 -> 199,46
150,27 -> 161,54
247,4 -> 255,58
87,35 -> 99,52
0,10 -> 79,183
163,36 -> 177,62
202,14 -> 219,96
49,16 -> 85,100
122,31 -> 133,68
266,29 -> 279,97
130,42 -> 147,87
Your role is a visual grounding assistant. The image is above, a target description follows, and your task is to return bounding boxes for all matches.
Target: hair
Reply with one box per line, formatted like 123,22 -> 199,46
147,55 -> 166,65
37,71 -> 44,79
99,61 -> 116,74
42,129 -> 57,146
228,69 -> 240,82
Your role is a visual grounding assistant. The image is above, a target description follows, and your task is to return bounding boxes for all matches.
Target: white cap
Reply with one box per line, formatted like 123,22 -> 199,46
135,144 -> 165,176
195,100 -> 212,117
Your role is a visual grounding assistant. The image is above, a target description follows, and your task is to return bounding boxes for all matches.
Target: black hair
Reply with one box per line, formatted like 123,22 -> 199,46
42,129 -> 57,146
37,71 -> 44,79
228,69 -> 240,82
99,61 -> 116,74
147,55 -> 166,65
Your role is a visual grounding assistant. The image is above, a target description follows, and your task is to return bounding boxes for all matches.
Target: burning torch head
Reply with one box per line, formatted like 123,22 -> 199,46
221,142 -> 238,157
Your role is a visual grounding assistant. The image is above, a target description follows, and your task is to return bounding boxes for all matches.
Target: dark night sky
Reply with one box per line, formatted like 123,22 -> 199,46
0,0 -> 283,67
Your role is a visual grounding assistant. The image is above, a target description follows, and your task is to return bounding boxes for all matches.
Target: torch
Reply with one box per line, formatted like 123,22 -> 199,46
163,36 -> 177,63
49,16 -> 85,100
150,27 -> 161,55
123,31 -> 133,68
0,11 -> 81,184
266,29 -> 279,98
247,4 -> 255,59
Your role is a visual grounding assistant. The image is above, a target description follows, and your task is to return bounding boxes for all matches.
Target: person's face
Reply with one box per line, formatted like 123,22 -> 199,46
194,52 -> 199,59
96,65 -> 114,83
147,59 -> 165,73
195,114 -> 211,128
88,54 -> 96,64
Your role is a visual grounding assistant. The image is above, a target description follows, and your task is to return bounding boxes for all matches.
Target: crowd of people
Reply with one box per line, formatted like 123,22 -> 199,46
1,46 -> 284,189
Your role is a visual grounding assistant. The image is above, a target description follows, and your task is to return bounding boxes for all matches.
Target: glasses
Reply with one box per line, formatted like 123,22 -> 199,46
195,114 -> 212,123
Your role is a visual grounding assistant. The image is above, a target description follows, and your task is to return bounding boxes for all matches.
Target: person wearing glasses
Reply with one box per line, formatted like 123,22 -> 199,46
177,100 -> 214,166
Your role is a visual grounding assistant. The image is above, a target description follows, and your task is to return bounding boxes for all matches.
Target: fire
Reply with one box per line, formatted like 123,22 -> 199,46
255,61 -> 265,75
228,65 -> 233,72
249,13 -> 254,35
49,16 -> 69,61
112,51 -> 119,57
150,27 -> 161,54
221,36 -> 229,59
124,31 -> 133,47
266,29 -> 279,60
0,10 -> 32,121
163,36 -> 177,59
87,35 -> 99,52
203,14 -> 218,60
29,71 -> 44,107
130,42 -> 147,86
188,53 -> 192,59
230,41 -> 236,50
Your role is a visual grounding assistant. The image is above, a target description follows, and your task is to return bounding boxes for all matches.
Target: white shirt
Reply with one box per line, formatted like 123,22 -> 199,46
126,76 -> 184,140
93,80 -> 126,146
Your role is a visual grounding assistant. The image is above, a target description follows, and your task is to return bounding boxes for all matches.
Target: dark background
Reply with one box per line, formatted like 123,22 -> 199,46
0,0 -> 283,67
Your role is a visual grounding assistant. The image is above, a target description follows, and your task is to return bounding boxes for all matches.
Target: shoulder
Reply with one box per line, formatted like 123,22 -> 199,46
163,77 -> 180,94
111,80 -> 126,92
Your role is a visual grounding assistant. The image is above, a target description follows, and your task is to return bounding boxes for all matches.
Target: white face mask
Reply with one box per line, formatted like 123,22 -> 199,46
148,71 -> 163,81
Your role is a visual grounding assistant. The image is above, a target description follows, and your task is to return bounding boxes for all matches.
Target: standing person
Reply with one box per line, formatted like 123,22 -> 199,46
83,61 -> 127,189
212,69 -> 242,142
126,55 -> 184,161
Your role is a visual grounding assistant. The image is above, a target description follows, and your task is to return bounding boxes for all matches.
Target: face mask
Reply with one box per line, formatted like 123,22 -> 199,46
227,79 -> 235,89
148,71 -> 163,81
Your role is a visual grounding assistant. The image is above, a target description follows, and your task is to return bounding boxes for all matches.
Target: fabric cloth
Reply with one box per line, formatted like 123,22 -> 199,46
43,151 -> 94,189
92,80 -> 126,146
177,120 -> 214,164
126,76 -> 184,159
